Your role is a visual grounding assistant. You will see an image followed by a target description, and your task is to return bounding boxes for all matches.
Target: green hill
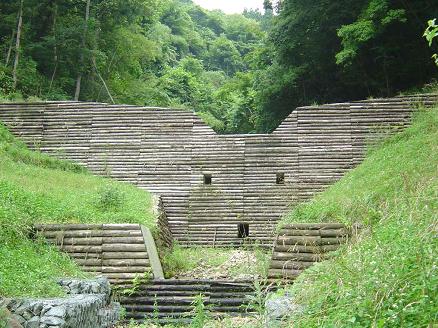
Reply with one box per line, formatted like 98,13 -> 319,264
0,123 -> 154,297
280,106 -> 438,326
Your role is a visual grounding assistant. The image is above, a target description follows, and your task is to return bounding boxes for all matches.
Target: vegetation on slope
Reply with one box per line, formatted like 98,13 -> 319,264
0,123 -> 154,297
279,106 -> 438,327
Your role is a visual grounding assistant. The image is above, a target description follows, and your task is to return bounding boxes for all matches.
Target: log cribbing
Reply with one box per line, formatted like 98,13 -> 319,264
268,223 -> 358,280
3,94 -> 437,246
113,279 -> 259,325
34,223 -> 163,282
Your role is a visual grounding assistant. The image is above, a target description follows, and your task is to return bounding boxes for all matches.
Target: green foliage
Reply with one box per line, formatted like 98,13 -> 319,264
0,307 -> 8,328
95,184 -> 126,211
0,0 -> 270,133
336,0 -> 407,65
190,294 -> 210,328
279,106 -> 438,327
257,0 -> 438,132
161,244 -> 227,278
424,18 -> 438,66
0,123 -> 154,297
0,237 -> 85,297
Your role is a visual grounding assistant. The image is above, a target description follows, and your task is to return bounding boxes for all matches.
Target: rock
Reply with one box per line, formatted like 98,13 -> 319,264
44,306 -> 66,318
265,292 -> 304,322
24,316 -> 40,328
40,315 -> 65,326
4,277 -> 119,328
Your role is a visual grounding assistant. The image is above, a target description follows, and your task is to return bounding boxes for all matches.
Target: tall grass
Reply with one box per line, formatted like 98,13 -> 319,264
279,107 -> 438,327
0,123 -> 155,297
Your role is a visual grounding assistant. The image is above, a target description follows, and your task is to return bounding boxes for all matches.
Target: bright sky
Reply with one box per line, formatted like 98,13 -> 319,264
192,0 -> 265,14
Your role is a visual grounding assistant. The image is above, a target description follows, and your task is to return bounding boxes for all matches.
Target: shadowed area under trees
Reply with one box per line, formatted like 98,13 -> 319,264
0,0 -> 437,133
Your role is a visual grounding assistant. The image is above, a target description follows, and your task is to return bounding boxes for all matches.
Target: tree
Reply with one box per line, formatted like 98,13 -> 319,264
74,0 -> 91,100
12,0 -> 23,89
206,35 -> 243,75
424,18 -> 438,66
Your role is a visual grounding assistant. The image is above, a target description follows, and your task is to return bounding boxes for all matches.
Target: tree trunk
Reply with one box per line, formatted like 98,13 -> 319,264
92,57 -> 115,104
74,0 -> 91,101
49,3 -> 58,92
5,29 -> 16,66
12,0 -> 24,89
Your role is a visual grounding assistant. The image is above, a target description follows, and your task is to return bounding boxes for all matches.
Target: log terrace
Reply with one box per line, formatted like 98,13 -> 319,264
1,94 -> 436,247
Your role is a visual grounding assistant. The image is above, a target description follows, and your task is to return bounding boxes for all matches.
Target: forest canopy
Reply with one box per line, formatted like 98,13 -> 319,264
0,0 -> 437,133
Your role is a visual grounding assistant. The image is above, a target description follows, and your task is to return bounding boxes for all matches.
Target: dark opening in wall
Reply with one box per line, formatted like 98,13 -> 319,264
238,223 -> 249,238
276,172 -> 285,185
203,174 -> 212,185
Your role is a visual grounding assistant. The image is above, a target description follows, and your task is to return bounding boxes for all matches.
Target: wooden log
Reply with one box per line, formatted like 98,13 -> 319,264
269,260 -> 315,270
272,252 -> 323,262
268,269 -> 302,279
102,252 -> 149,259
102,244 -> 146,252
102,259 -> 149,266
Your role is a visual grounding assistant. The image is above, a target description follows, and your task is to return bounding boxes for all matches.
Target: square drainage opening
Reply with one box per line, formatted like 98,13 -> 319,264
203,174 -> 212,185
238,223 -> 249,238
276,172 -> 285,185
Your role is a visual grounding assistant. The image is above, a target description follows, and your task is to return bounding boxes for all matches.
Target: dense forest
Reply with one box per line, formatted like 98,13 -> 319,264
0,0 -> 437,132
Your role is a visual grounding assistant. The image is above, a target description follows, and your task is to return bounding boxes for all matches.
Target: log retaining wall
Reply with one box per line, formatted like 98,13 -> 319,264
268,223 -> 360,280
35,224 -> 164,282
2,94 -> 436,246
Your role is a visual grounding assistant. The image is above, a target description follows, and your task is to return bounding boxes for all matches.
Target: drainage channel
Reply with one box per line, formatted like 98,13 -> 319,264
114,279 -> 258,325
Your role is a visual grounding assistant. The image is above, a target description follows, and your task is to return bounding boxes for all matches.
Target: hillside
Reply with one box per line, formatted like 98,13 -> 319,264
0,123 -> 154,297
279,106 -> 438,326
1,1 -> 436,133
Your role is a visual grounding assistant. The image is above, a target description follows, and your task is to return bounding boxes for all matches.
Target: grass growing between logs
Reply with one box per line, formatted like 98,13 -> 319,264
279,106 -> 438,327
0,123 -> 154,297
161,245 -> 271,279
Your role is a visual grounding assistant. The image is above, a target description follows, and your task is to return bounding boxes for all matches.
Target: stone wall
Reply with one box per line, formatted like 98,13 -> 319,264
0,277 -> 120,328
0,94 -> 436,246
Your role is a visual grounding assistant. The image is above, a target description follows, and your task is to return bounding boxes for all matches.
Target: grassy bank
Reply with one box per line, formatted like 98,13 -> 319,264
279,106 -> 438,326
0,123 -> 154,297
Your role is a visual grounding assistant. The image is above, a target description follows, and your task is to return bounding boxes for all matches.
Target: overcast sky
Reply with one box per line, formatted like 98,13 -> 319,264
192,0 -> 265,14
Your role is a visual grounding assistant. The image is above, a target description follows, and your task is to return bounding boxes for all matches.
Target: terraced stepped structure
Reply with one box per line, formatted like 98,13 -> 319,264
268,223 -> 357,280
1,94 -> 437,246
116,279 -> 257,325
35,224 -> 258,325
35,224 -> 164,282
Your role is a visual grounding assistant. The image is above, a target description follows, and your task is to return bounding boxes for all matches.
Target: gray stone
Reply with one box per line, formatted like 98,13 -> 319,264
25,316 -> 40,328
5,277 -> 120,328
44,307 -> 65,318
12,314 -> 26,324
40,316 -> 65,326
265,292 -> 305,322
31,302 -> 43,316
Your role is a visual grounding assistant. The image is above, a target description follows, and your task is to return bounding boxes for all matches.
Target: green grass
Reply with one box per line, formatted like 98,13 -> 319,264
279,106 -> 438,327
0,122 -> 155,297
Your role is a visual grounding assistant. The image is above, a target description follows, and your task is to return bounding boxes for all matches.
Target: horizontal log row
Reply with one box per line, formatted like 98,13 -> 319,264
268,223 -> 355,280
115,279 -> 257,324
2,94 -> 437,246
35,224 -> 153,282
